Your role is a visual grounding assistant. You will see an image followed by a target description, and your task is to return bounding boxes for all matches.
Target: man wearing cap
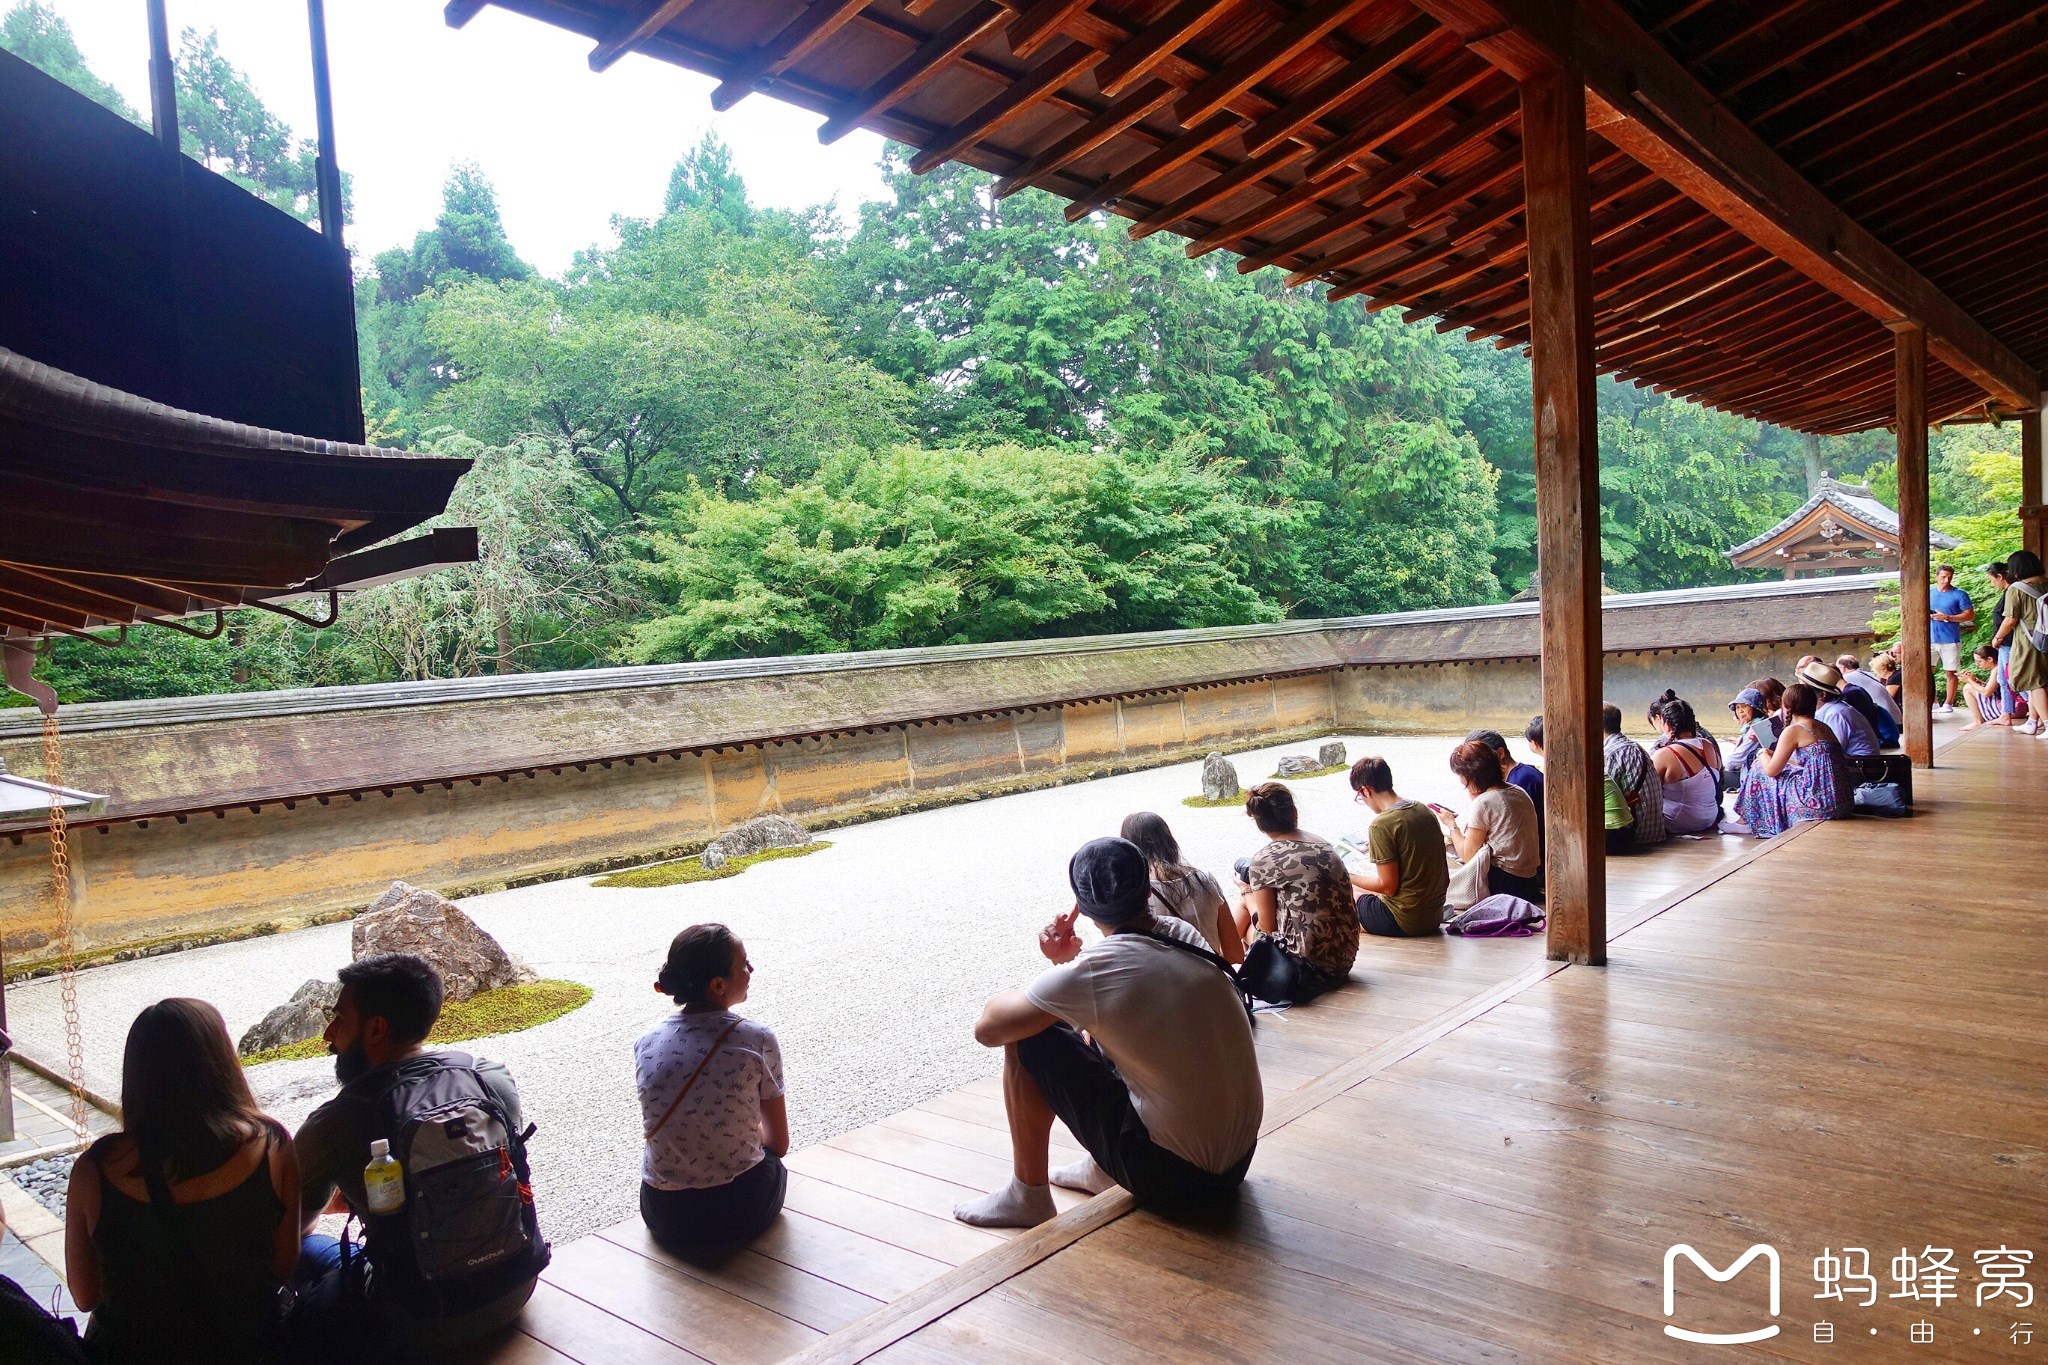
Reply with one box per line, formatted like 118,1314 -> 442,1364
954,837 -> 1262,1229
1796,660 -> 1880,757
1928,563 -> 1976,714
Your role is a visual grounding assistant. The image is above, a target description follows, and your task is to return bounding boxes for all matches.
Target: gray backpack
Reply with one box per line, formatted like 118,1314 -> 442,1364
2020,581 -> 2048,653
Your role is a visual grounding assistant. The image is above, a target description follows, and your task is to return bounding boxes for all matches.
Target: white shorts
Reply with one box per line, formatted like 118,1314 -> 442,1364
1935,641 -> 1962,671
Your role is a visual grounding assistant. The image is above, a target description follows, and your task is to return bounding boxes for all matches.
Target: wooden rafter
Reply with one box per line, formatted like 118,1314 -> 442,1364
818,2 -> 1013,144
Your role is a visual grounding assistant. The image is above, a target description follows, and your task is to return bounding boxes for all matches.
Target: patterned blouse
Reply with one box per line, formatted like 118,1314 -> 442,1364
635,1010 -> 783,1191
1245,836 -> 1358,980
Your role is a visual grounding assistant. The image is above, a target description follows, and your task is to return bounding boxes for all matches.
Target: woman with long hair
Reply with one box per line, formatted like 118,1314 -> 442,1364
64,998 -> 298,1363
1118,812 -> 1244,962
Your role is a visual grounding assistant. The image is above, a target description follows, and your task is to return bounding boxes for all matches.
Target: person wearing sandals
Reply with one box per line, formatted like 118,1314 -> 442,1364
636,924 -> 789,1261
65,999 -> 300,1365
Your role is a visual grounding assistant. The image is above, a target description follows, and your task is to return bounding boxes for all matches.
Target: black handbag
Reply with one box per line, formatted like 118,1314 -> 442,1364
1237,935 -> 1307,1005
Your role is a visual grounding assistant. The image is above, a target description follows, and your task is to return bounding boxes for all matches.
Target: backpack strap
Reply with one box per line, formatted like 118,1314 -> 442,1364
643,1018 -> 744,1143
1141,929 -> 1257,1023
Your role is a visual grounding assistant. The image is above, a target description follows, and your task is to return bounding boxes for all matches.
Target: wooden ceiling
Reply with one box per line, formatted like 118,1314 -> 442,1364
455,0 -> 2046,435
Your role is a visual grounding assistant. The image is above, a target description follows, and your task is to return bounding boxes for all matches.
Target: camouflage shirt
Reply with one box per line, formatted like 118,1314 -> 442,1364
1245,835 -> 1358,980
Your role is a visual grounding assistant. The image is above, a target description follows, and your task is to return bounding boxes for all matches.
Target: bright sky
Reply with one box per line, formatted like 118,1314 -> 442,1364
55,0 -> 892,276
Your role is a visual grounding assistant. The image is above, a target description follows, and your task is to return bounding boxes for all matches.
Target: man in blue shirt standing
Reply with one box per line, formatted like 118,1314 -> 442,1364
1928,563 -> 1976,714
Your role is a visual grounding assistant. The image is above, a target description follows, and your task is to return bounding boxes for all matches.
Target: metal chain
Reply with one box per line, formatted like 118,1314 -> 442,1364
40,711 -> 90,1136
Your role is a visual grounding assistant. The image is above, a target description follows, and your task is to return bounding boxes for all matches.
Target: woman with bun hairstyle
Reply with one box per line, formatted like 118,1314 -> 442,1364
635,923 -> 788,1261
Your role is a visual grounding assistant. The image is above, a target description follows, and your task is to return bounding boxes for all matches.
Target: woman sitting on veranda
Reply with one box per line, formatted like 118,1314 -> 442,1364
636,924 -> 789,1263
1435,739 -> 1543,906
1120,811 -> 1244,963
1733,682 -> 1845,838
1647,691 -> 1724,835
65,999 -> 300,1365
1959,644 -> 2019,732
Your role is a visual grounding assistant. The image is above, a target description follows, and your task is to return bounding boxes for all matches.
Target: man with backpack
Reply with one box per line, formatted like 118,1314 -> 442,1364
293,953 -> 547,1358
952,838 -> 1261,1229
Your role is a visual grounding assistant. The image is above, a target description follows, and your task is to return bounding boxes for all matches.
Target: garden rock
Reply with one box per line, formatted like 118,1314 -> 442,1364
237,978 -> 339,1056
1275,754 -> 1322,777
1318,741 -> 1348,769
701,814 -> 813,871
353,881 -> 528,1003
1200,753 -> 1240,802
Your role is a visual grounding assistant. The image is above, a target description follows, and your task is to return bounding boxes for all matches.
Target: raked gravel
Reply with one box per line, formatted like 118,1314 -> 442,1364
6,732 -> 1474,1243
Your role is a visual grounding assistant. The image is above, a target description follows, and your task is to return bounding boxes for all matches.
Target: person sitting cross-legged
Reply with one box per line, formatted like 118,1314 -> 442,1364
636,924 -> 789,1263
1346,755 -> 1449,937
1436,740 -> 1544,907
953,838 -> 1262,1229
1229,782 -> 1358,1005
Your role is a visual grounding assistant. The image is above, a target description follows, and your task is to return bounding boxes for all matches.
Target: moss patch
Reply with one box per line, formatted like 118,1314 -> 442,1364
1269,763 -> 1347,781
243,979 -> 592,1067
1181,793 -> 1245,809
593,840 -> 831,890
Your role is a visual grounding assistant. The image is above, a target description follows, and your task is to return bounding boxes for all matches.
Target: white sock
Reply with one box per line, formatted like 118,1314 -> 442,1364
1049,1155 -> 1116,1195
953,1177 -> 1057,1228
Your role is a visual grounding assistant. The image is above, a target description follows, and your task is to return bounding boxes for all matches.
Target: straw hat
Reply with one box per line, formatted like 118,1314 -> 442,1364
1796,660 -> 1844,695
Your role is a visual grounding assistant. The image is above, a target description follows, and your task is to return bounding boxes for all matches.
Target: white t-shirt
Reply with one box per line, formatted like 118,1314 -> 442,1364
1025,917 -> 1262,1174
1147,868 -> 1230,954
1463,785 -> 1542,877
635,1010 -> 783,1190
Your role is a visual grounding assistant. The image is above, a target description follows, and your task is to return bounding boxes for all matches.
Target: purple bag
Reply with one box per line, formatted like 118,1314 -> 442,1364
1443,894 -> 1546,937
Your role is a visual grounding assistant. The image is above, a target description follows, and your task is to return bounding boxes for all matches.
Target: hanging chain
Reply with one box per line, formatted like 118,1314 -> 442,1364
39,711 -> 90,1136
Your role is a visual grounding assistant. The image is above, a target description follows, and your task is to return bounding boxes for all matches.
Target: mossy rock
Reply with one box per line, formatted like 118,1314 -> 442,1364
242,979 -> 592,1066
593,840 -> 830,889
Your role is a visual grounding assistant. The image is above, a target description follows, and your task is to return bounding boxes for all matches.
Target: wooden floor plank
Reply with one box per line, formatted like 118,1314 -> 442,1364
506,1281 -> 713,1365
596,1221 -> 883,1333
781,1171 -> 1004,1265
542,1236 -> 822,1365
749,1210 -> 954,1302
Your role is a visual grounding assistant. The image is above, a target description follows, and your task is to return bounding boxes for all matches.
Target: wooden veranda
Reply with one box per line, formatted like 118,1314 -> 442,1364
480,724 -> 2045,1363
456,0 -> 2048,960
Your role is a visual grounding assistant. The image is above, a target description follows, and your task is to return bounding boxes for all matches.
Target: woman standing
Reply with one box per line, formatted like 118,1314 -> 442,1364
1993,549 -> 2048,736
1734,683 -> 1846,838
1647,692 -> 1724,834
636,924 -> 789,1262
1436,740 -> 1543,906
1119,812 -> 1244,962
65,999 -> 299,1364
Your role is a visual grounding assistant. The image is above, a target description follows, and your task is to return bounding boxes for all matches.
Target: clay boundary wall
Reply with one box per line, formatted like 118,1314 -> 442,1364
0,577 -> 1882,971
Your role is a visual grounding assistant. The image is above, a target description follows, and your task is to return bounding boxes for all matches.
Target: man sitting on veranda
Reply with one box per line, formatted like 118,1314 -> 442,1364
953,837 -> 1262,1228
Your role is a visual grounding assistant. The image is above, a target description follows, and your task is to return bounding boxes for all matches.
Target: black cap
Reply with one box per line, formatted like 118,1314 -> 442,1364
1068,837 -> 1151,923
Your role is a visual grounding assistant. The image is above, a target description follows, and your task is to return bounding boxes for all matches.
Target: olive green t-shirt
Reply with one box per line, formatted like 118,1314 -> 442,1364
1366,800 -> 1450,936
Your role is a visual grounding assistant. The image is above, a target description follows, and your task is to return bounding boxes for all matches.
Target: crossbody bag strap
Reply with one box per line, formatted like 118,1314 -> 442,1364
643,1018 -> 745,1143
1143,930 -> 1257,1023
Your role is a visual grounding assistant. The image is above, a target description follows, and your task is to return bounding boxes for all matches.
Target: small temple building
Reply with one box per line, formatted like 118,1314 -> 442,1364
1725,477 -> 1959,579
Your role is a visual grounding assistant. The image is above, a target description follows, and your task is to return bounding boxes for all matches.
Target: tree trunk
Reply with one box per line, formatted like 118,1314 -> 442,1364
1801,431 -> 1824,494
494,612 -> 520,675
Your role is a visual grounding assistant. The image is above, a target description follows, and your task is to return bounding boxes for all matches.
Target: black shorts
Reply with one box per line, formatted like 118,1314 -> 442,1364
1016,1024 -> 1252,1215
1357,893 -> 1440,938
640,1151 -> 787,1261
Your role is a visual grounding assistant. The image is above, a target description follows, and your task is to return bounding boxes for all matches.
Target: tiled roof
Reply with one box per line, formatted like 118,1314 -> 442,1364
1725,479 -> 1959,560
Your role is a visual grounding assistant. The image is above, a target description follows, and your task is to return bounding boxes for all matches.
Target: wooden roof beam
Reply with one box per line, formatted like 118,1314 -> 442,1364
1094,0 -> 1244,98
587,0 -> 702,73
1175,0 -> 1387,129
1218,96 -> 1518,265
819,2 -> 1014,144
1709,0 -> 1914,98
1064,113 -> 1237,221
1242,17 -> 1445,157
1744,0 -> 2002,126
710,0 -> 870,111
1406,0 -> 2040,409
993,79 -> 1176,197
909,39 -> 1102,173
1008,0 -> 1092,60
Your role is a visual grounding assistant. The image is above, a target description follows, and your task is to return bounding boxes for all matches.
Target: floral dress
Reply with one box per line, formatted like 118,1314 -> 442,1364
1733,720 -> 1843,838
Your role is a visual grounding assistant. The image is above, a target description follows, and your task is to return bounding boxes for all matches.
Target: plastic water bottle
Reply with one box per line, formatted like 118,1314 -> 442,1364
364,1138 -> 405,1214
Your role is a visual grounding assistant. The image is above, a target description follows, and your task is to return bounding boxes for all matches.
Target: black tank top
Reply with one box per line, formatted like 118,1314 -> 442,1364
86,1127 -> 284,1364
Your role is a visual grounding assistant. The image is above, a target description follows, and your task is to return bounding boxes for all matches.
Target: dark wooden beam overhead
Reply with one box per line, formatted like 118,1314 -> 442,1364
1404,0 -> 2040,408
587,0 -> 702,72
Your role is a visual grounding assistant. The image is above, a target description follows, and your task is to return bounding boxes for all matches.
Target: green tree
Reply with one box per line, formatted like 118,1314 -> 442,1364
625,443 -> 1277,661
1595,399 -> 1788,593
173,28 -> 342,228
1,1 -> 138,119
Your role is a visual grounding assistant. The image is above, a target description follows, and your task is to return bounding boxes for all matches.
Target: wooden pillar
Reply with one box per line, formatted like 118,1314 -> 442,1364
1523,66 -> 1605,966
1895,325 -> 1933,768
2024,399 -> 2045,564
